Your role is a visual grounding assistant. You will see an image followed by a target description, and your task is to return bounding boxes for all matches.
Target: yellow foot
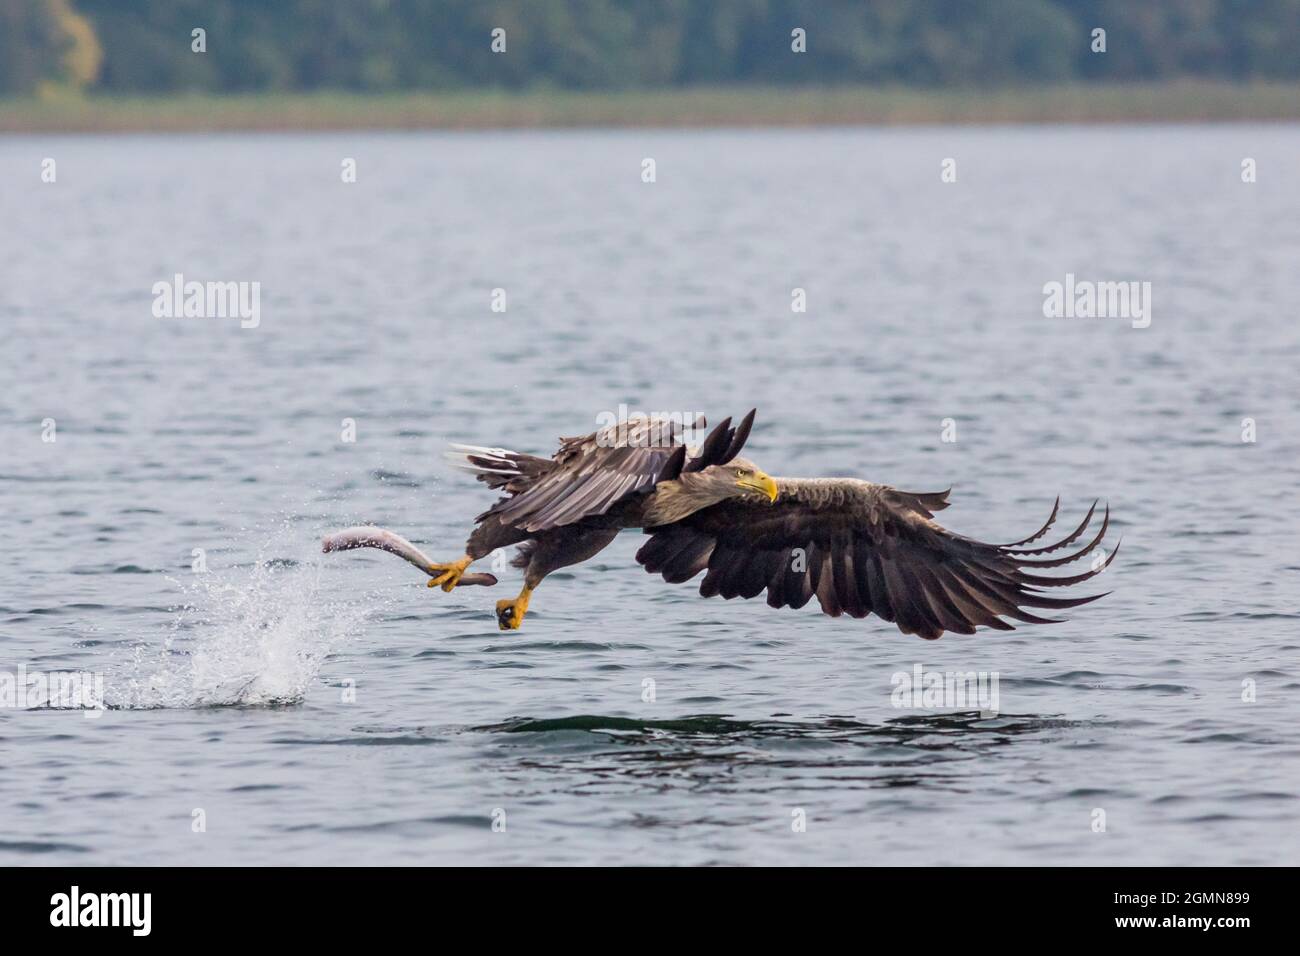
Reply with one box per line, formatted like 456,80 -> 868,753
495,588 -> 533,630
427,556 -> 472,592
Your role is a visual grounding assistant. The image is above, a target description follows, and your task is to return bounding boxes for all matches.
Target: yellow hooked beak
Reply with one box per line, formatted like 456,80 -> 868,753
738,471 -> 779,503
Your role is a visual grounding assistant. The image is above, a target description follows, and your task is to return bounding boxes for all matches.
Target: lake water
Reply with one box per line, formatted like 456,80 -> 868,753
2,126 -> 1298,865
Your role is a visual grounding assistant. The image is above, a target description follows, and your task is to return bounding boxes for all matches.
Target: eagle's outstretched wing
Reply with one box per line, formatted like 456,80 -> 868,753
465,412 -> 754,534
636,478 -> 1115,640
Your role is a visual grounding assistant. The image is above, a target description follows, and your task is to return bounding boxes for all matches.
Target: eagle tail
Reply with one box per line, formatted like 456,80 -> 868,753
445,443 -> 556,491
444,443 -> 525,488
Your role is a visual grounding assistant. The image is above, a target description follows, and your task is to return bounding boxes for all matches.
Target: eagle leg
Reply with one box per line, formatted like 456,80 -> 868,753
495,586 -> 533,630
426,555 -> 474,592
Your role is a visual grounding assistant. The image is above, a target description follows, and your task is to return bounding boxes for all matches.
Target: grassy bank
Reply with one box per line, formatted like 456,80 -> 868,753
5,82 -> 1300,133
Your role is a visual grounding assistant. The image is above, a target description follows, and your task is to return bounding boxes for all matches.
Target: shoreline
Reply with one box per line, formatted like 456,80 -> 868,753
4,82 -> 1300,133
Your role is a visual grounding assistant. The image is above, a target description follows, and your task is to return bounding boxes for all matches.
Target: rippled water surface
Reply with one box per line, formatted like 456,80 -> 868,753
2,127 -> 1299,865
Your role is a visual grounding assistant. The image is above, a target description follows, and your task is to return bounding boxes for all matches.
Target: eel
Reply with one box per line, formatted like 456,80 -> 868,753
321,526 -> 498,586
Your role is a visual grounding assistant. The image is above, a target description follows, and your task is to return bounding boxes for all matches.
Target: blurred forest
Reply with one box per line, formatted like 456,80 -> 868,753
4,0 -> 1300,96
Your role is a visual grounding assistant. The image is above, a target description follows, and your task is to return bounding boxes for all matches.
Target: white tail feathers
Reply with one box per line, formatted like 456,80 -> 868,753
444,443 -> 523,479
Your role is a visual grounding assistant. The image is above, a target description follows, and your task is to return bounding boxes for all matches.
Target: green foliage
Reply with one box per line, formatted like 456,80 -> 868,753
5,0 -> 1300,95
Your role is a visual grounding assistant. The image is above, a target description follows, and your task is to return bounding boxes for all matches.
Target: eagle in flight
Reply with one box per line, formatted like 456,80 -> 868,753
326,410 -> 1115,638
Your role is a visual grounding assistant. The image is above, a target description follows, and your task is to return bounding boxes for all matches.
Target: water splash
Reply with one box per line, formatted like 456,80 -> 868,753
112,531 -> 373,709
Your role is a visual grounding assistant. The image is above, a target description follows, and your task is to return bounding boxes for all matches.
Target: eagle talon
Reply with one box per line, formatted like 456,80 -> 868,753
495,589 -> 532,630
427,556 -> 472,592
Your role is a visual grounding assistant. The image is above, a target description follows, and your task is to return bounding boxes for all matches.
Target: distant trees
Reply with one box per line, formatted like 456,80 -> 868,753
4,0 -> 1300,96
0,0 -> 100,93
1,0 -> 65,94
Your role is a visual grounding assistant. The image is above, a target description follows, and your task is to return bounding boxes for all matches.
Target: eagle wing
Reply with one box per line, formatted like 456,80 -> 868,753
636,478 -> 1115,640
479,414 -> 751,534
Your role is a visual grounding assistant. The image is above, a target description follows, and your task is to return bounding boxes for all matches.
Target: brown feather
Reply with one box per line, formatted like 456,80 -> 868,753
638,479 -> 1116,640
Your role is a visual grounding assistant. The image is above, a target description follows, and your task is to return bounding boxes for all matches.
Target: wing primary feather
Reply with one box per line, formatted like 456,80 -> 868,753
1005,500 -> 1098,556
684,417 -> 731,473
720,408 -> 756,465
1011,539 -> 1119,587
911,566 -> 978,635
661,444 -> 687,481
931,567 -> 1015,631
1000,497 -> 1060,547
1009,504 -> 1110,568
891,561 -> 946,639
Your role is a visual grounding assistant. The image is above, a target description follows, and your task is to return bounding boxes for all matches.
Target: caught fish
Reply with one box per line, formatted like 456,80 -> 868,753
322,527 -> 498,586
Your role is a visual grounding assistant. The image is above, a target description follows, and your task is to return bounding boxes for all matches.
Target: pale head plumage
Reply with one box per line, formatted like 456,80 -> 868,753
641,456 -> 778,527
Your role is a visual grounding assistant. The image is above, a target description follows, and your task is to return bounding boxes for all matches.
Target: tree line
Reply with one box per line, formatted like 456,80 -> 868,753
5,0 -> 1300,96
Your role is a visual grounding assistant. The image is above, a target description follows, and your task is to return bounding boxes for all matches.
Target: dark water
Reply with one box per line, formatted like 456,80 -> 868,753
2,127 -> 1298,865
